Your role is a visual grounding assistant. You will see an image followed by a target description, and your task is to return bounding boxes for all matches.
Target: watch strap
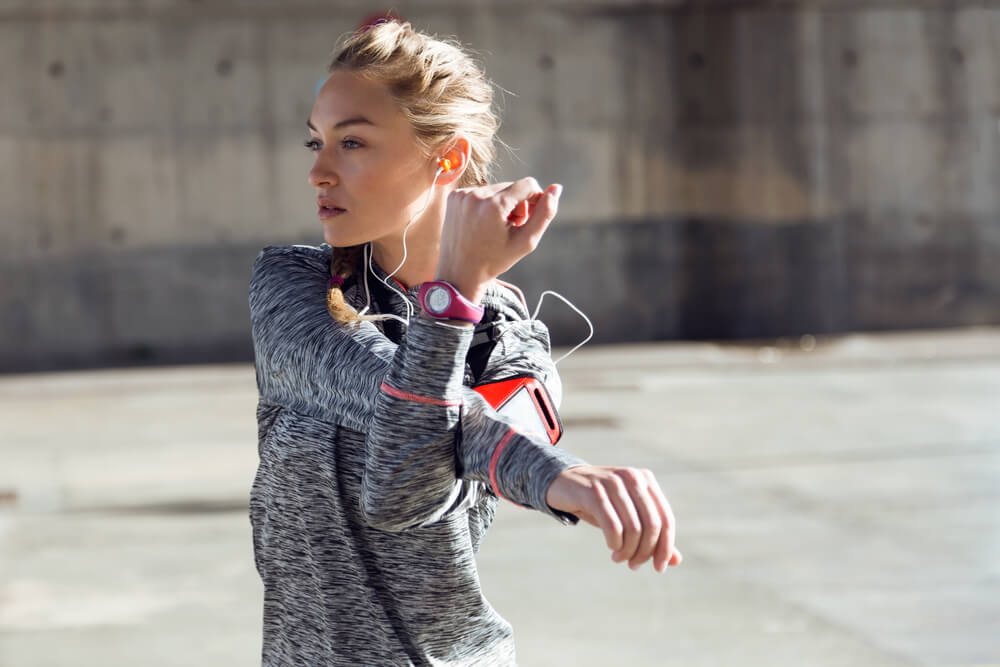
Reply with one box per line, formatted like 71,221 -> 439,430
418,280 -> 485,324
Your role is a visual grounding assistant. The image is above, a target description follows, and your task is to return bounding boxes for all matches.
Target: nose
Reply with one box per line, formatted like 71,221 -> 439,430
308,152 -> 337,188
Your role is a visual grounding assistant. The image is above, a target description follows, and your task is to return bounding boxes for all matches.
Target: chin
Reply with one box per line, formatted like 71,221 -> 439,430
323,227 -> 368,249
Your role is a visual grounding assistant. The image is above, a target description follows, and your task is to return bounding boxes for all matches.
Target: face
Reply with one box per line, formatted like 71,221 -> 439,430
306,69 -> 437,248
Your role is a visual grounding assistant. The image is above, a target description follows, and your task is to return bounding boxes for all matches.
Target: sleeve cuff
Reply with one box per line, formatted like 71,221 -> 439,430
385,313 -> 474,401
493,431 -> 589,526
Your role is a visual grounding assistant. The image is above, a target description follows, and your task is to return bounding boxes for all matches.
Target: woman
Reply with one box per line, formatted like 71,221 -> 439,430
248,20 -> 682,666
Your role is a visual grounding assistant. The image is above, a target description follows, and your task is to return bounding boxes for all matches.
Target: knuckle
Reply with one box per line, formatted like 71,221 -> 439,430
603,520 -> 623,541
606,474 -> 628,496
621,467 -> 646,487
590,481 -> 612,506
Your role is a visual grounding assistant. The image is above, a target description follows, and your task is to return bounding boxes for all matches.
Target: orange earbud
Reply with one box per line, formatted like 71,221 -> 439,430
438,157 -> 453,172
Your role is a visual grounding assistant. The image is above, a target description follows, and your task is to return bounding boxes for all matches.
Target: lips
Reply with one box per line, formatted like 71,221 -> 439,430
319,207 -> 345,220
317,198 -> 346,220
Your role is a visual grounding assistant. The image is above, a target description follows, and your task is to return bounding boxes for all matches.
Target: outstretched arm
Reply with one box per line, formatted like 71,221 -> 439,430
436,177 -> 683,572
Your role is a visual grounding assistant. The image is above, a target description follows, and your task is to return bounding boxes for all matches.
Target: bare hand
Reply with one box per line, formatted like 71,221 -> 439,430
545,465 -> 683,573
436,178 -> 562,301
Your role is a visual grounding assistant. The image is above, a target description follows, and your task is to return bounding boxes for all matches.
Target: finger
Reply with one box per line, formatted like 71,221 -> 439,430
506,199 -> 528,225
590,478 -> 625,554
511,185 -> 559,246
507,191 -> 547,226
651,508 -> 671,573
643,471 -> 671,572
646,475 -> 677,572
652,516 -> 670,573
669,548 -> 683,566
496,177 -> 543,214
606,475 -> 642,565
625,477 -> 661,570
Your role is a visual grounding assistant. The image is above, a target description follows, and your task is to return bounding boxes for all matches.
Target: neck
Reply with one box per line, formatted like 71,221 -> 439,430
370,201 -> 444,290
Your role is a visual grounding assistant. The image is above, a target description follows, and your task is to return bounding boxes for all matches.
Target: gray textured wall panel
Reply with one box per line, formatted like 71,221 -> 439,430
1,2 -> 999,372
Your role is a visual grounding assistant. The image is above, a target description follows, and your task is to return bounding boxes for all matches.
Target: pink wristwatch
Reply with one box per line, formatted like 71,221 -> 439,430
418,280 -> 485,324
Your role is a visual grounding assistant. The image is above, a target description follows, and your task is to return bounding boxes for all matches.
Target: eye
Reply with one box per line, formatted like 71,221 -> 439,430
341,138 -> 363,150
304,138 -> 322,152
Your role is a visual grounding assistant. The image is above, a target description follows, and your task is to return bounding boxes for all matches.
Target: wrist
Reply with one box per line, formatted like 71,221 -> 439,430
419,279 -> 486,325
432,274 -> 489,305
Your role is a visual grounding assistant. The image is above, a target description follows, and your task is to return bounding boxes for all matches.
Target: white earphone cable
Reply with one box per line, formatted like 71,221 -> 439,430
357,165 -> 445,326
530,290 -> 594,366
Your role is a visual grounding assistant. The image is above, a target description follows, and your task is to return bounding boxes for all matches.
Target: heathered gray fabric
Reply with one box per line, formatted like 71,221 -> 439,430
248,243 -> 588,666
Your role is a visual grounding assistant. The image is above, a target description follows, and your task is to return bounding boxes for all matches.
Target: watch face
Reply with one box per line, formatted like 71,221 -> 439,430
426,285 -> 452,313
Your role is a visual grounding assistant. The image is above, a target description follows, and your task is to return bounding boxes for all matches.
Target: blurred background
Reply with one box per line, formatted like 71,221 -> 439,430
2,0 -> 998,373
1,1 -> 998,666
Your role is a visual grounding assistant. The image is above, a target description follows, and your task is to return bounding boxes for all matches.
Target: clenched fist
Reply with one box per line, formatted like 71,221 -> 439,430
546,465 -> 683,573
435,177 -> 562,304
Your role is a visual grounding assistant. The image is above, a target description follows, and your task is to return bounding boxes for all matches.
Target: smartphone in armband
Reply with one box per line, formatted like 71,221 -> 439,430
472,374 -> 563,446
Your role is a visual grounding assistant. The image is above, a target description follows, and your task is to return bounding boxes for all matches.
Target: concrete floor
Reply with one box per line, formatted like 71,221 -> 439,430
1,327 -> 998,666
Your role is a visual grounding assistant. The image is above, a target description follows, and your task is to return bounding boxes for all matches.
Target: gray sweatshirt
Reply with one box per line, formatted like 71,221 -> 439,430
248,243 -> 588,666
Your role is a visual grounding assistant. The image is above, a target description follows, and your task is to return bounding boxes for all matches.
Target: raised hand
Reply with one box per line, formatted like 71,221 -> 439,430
436,177 -> 562,304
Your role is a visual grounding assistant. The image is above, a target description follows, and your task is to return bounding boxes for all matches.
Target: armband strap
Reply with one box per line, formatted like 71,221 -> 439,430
379,381 -> 462,407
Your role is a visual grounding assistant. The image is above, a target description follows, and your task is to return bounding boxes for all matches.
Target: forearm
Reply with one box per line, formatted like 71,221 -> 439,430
359,315 -> 472,531
456,389 -> 586,524
361,314 -> 585,530
406,280 -> 583,522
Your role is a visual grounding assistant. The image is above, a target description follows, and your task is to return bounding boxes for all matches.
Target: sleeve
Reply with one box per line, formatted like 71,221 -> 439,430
248,246 -> 588,532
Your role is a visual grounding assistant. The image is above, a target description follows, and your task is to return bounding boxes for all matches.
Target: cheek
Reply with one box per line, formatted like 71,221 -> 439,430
364,163 -> 424,214
350,160 -> 396,201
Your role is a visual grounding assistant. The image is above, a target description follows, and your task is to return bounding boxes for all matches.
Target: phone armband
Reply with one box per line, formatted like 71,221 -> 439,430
472,374 -> 563,445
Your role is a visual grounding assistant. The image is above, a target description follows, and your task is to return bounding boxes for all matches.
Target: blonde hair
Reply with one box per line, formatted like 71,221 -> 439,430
324,20 -> 500,325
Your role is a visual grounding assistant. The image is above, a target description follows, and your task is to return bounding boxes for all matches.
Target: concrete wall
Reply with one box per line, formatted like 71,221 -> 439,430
1,1 -> 998,372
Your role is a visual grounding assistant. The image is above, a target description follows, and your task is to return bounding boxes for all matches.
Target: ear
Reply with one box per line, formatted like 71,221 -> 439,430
434,135 -> 471,187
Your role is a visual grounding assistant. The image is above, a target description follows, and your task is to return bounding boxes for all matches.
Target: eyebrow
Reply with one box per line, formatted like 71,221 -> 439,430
306,116 -> 375,132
